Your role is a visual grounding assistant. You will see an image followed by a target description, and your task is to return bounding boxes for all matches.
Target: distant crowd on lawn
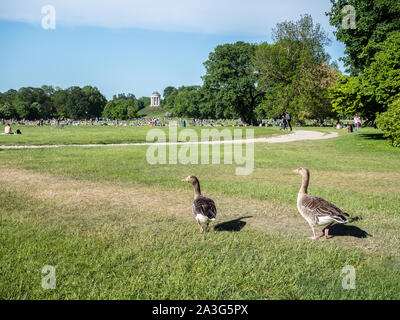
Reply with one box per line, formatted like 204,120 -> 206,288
1,113 -> 365,133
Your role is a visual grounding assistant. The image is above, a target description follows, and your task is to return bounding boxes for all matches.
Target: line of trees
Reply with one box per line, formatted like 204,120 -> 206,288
163,2 -> 399,146
0,86 -> 150,120
164,15 -> 340,125
1,1 -> 398,145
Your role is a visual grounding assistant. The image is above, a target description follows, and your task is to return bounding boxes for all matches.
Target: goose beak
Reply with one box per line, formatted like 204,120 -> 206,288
292,169 -> 299,174
182,177 -> 188,182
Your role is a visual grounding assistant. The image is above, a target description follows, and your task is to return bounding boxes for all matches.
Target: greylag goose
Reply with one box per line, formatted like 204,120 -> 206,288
293,167 -> 349,239
182,176 -> 217,233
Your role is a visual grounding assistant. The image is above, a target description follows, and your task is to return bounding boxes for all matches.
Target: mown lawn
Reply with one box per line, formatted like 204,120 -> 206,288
0,125 -> 286,146
0,126 -> 399,299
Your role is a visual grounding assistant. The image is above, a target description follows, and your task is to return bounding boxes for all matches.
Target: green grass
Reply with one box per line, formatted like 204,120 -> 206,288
0,125 -> 286,146
137,106 -> 168,117
1,126 -> 399,299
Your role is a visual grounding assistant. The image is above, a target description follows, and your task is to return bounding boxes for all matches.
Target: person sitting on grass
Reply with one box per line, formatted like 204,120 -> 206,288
4,123 -> 13,134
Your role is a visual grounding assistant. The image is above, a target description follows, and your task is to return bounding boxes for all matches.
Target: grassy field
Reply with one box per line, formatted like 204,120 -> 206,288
0,125 -> 286,146
0,126 -> 399,299
137,106 -> 168,117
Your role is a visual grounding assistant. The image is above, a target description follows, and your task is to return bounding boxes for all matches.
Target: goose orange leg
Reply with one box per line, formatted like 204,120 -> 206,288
310,225 -> 318,240
196,218 -> 204,233
324,222 -> 334,239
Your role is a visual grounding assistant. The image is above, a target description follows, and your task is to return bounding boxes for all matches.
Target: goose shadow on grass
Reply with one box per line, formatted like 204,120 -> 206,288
214,216 -> 252,232
324,223 -> 372,239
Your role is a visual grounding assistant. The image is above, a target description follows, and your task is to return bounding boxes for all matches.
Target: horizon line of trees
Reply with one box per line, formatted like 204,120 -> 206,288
164,2 -> 399,145
163,14 -> 340,125
0,85 -> 151,121
1,1 -> 399,146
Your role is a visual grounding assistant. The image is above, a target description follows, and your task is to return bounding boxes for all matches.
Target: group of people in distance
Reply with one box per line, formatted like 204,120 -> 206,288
280,112 -> 292,131
335,113 -> 363,133
2,123 -> 21,135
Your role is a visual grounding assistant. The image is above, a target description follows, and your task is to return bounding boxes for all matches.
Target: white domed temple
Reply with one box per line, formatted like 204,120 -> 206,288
150,91 -> 161,107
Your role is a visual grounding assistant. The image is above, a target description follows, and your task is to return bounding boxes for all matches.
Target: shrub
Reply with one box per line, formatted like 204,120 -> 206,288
376,95 -> 400,147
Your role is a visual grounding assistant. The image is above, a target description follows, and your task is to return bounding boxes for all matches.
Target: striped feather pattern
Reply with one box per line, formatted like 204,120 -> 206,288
192,196 -> 217,220
301,195 -> 349,226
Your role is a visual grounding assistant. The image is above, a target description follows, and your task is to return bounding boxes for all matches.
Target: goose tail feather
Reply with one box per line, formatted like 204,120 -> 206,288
331,215 -> 348,224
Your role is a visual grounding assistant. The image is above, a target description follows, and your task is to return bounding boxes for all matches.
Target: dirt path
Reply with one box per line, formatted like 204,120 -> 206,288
0,130 -> 338,149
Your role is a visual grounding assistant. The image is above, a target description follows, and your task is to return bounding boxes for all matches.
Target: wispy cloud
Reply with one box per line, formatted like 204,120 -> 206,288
0,0 -> 335,35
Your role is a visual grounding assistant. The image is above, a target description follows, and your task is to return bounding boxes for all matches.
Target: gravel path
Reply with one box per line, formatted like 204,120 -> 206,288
0,130 -> 338,149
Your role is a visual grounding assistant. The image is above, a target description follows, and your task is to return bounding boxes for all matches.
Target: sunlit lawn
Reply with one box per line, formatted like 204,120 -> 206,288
0,125 -> 288,146
0,126 -> 399,299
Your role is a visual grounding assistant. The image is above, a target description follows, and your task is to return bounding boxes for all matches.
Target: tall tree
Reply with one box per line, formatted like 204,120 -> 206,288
166,86 -> 201,118
0,103 -> 17,119
137,96 -> 150,110
330,31 -> 400,121
52,88 -> 69,118
326,0 -> 400,74
254,15 -> 337,122
163,86 -> 176,100
202,41 -> 261,124
82,85 -> 107,118
102,99 -> 138,120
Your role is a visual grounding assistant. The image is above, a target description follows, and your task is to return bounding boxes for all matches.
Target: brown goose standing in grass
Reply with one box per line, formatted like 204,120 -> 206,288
182,176 -> 217,233
293,167 -> 349,240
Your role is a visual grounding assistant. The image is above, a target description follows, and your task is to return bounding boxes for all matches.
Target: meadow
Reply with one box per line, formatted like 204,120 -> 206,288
0,125 -> 399,299
0,124 -> 285,146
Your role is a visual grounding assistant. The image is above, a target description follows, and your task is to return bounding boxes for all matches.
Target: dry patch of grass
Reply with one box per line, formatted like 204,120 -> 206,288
211,167 -> 400,194
1,167 -> 398,257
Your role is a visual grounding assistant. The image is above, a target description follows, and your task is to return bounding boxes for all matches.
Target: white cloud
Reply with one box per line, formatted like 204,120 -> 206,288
0,0 -> 336,35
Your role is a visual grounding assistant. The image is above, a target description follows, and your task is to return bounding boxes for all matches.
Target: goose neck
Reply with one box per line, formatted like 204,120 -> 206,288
300,173 -> 309,194
193,180 -> 201,199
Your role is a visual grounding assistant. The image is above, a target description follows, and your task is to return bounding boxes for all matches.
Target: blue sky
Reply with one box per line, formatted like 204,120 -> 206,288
0,0 -> 346,99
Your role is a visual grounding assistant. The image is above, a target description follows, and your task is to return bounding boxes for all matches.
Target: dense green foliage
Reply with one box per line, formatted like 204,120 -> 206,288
329,32 -> 400,122
0,85 -> 107,120
327,0 -> 399,135
0,87 -> 54,120
54,86 -> 106,119
163,86 -> 176,100
137,96 -> 150,110
102,98 -> 138,120
326,0 -> 400,74
376,96 -> 400,147
201,41 -> 261,124
164,86 -> 202,118
0,86 -> 151,120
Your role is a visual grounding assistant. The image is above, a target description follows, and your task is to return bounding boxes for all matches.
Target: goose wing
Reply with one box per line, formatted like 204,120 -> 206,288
301,195 -> 349,224
193,196 -> 217,220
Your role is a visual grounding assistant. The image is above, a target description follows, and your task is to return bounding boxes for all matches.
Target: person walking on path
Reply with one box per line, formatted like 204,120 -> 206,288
354,113 -> 361,133
285,112 -> 292,131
